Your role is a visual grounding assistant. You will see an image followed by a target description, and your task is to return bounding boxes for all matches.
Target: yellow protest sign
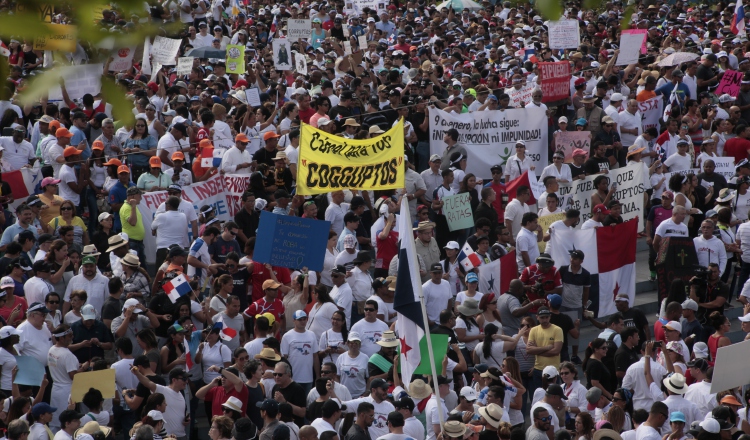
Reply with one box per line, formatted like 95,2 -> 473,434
537,212 -> 566,253
71,369 -> 116,402
297,119 -> 405,195
226,44 -> 245,74
34,24 -> 77,52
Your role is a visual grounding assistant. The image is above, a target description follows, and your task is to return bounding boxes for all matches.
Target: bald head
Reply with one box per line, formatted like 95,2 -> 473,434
299,426 -> 318,440
509,279 -> 524,294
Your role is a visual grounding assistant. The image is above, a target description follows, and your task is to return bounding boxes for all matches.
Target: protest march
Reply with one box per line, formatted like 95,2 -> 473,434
5,2 -> 750,440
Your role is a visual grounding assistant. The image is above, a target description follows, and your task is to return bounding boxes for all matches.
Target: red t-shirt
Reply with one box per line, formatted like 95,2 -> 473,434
519,265 -> 562,313
205,383 -> 249,417
299,107 -> 316,124
193,128 -> 212,180
250,265 -> 291,302
489,182 -> 507,223
70,101 -> 106,119
723,137 -> 750,164
244,297 -> 285,322
375,229 -> 398,269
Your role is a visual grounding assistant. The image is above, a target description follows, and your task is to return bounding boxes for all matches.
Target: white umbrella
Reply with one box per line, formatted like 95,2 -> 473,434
657,52 -> 700,67
435,0 -> 483,11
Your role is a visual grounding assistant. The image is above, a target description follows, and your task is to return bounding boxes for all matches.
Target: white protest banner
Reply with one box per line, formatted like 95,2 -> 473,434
702,157 -> 734,180
548,19 -> 580,49
272,38 -> 292,71
294,53 -> 308,75
527,168 -> 546,201
616,32 -> 646,66
358,35 -> 367,50
554,131 -> 591,163
558,162 -> 646,226
48,64 -> 104,101
140,174 -> 250,264
108,46 -> 136,72
638,97 -> 663,132
150,62 -> 162,83
176,57 -> 194,76
141,37 -> 152,75
245,88 -> 262,107
429,107 -> 548,179
287,19 -> 311,39
504,83 -> 534,108
151,35 -> 181,65
343,41 -> 352,55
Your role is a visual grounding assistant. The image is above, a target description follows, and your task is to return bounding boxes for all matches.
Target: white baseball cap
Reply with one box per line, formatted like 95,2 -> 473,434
147,410 -> 164,421
444,241 -> 460,250
542,365 -> 559,378
81,304 -> 97,321
123,298 -> 143,312
0,326 -> 21,339
460,386 -> 478,401
0,277 -> 14,289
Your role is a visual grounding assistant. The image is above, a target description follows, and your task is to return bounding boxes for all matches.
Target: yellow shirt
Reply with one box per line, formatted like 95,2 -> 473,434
119,203 -> 145,241
38,194 -> 64,225
529,323 -> 564,371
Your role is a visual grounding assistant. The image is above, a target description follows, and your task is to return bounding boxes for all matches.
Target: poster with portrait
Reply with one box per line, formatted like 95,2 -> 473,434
295,53 -> 308,75
272,38 -> 292,71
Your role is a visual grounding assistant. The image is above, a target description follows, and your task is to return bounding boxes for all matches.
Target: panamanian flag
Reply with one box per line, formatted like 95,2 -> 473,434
394,197 -> 427,390
478,250 -> 518,297
213,316 -> 238,341
458,243 -> 481,271
732,0 -> 746,35
163,274 -> 192,303
548,219 -> 637,317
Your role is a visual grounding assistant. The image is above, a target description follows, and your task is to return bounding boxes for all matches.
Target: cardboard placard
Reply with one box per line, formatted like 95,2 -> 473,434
717,69 -> 742,97
287,19 -> 312,39
176,57 -> 194,76
272,38 -> 292,71
151,35 -> 181,65
34,23 -> 77,52
108,46 -> 136,72
14,356 -> 45,386
254,211 -> 332,271
71,369 -> 116,402
617,32 -> 647,66
245,88 -> 262,107
294,53 -> 308,75
555,131 -> 591,163
548,20 -> 580,49
443,193 -> 474,231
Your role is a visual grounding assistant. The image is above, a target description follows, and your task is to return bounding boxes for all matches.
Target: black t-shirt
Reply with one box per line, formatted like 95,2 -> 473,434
602,215 -> 623,226
620,307 -> 649,350
252,148 -> 278,168
696,64 -> 717,94
209,235 -> 242,264
584,358 -> 612,393
409,112 -> 429,142
101,296 -> 122,322
570,164 -> 586,180
584,156 -> 610,175
306,400 -> 325,422
216,267 -> 252,312
235,208 -> 259,245
272,381 -> 307,427
149,293 -> 175,338
697,172 -> 727,204
696,281 -> 730,324
549,312 -> 574,359
614,344 -> 640,386
135,374 -> 166,418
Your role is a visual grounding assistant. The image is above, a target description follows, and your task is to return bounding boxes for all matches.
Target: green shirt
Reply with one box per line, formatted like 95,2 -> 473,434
119,203 -> 145,241
136,171 -> 170,191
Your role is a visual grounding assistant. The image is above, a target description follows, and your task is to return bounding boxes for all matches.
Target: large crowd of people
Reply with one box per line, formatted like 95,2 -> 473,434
2,2 -> 750,440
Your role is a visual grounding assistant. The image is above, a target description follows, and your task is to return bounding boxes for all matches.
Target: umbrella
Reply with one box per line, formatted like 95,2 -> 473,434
657,52 -> 699,67
185,47 -> 226,59
435,0 -> 483,11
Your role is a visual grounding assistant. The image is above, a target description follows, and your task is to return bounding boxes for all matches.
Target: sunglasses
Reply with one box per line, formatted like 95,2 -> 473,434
273,372 -> 285,376
47,300 -> 60,304
60,207 -> 73,211
321,370 -> 333,374
536,416 -> 553,422
364,308 -> 376,312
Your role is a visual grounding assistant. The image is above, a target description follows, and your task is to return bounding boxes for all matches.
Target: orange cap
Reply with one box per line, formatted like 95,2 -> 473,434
49,120 -> 61,132
63,146 -> 80,158
263,132 -> 280,141
199,139 -> 213,149
172,151 -> 185,161
103,158 -> 122,167
92,140 -> 105,151
56,128 -> 73,138
117,165 -> 130,174
149,156 -> 162,167
235,133 -> 250,143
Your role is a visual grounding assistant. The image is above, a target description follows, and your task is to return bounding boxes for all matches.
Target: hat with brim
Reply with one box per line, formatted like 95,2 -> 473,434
716,189 -> 736,203
75,421 -> 112,439
442,421 -> 470,438
457,298 -> 480,316
478,403 -> 504,428
663,373 -> 688,394
413,221 -> 436,231
407,379 -> 433,399
352,251 -> 373,265
121,254 -> 141,267
253,347 -> 281,361
376,330 -> 400,347
627,145 -> 646,157
222,396 -> 244,413
106,235 -> 129,252
593,429 -> 622,440
581,95 -> 597,103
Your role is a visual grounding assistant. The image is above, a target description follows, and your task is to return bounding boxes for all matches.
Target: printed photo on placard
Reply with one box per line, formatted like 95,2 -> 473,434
272,39 -> 292,71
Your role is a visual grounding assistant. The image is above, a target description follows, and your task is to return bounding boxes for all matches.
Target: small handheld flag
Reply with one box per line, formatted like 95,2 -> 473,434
458,243 -> 481,271
212,148 -> 223,167
163,274 -> 192,303
183,337 -> 193,369
213,317 -> 238,341
201,147 -> 214,168
732,0 -> 746,35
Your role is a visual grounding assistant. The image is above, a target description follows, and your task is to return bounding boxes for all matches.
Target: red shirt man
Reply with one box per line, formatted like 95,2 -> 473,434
724,126 -> 750,164
519,256 -> 562,313
244,279 -> 286,325
250,264 -> 291,302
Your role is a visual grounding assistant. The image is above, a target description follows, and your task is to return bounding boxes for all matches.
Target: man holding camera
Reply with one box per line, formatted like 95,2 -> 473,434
519,253 -> 562,314
689,263 -> 729,333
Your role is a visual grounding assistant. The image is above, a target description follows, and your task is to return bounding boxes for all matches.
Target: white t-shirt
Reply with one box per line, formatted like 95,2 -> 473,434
187,237 -> 212,285
318,329 -> 345,365
367,294 -> 395,324
421,280 -> 453,325
330,283 -> 353,328
516,227 -> 540,273
424,396 -> 448,440
280,329 -> 319,384
306,302 -> 339,340
663,153 -> 692,172
635,424 -> 662,440
155,384 -> 187,437
504,199 -> 530,239
336,351 -> 370,398
58,164 -> 80,205
454,317 -> 481,352
341,397 -> 395,439
244,336 -> 268,359
655,218 -> 688,238
48,346 -> 78,386
151,210 -> 190,249
473,340 -> 509,369
350,319 -> 389,358
15,321 -> 52,366
0,348 -> 16,390
200,342 -> 232,383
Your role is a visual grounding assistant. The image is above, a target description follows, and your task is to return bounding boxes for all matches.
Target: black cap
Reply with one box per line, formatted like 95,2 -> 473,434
393,396 -> 415,412
372,277 -> 390,289
37,233 -> 54,245
686,358 -> 709,371
436,375 -> 450,385
569,249 -> 585,259
537,307 -> 551,316
169,247 -> 189,258
232,418 -> 259,440
430,263 -> 443,273
546,384 -> 568,400
370,378 -> 389,389
274,189 -> 291,200
490,164 -> 503,172
168,368 -> 188,381
350,196 -> 365,209
173,123 -> 188,135
33,260 -> 51,273
59,409 -> 85,424
331,265 -> 347,275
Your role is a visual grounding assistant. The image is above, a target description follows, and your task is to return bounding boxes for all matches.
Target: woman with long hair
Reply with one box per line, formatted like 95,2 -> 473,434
278,103 -> 299,135
459,173 -> 480,214
455,272 -> 484,309
611,388 -> 634,431
322,231 -> 338,289
229,347 -> 249,382
606,405 -> 626,433
48,200 -> 89,247
711,119 -> 731,156
591,175 -> 614,208
663,341 -> 687,375
318,309 -> 348,365
6,396 -> 31,425
659,278 -> 687,320
195,327 -> 232,385
476,293 -> 501,329
583,338 -> 613,398
160,323 -> 188,376
139,410 -> 167,440
63,290 -> 86,325
45,240 -> 73,296
455,298 -> 482,357
559,361 -> 587,419
209,274 -> 234,319
473,323 -> 526,369
243,360 -> 265,429
501,357 -> 526,429
123,117 -> 158,181
708,311 -> 732,362
284,271 -> 310,333
308,284 -> 340,340
575,412 -> 595,440
137,328 -> 161,374
90,212 -> 115,272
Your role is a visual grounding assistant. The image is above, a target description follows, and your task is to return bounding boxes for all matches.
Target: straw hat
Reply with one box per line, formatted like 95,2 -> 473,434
478,403 -> 504,428
254,347 -> 281,361
442,421 -> 470,437
407,379 -> 433,399
663,373 -> 688,395
75,421 -> 112,438
376,330 -> 399,348
106,234 -> 129,252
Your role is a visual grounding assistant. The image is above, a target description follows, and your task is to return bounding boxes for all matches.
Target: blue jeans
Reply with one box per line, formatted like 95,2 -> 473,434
129,239 -> 146,267
84,186 -> 99,232
113,404 -> 136,439
416,140 -> 430,173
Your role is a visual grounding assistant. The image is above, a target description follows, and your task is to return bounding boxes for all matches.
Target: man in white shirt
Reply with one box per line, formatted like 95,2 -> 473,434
661,373 -> 702,433
618,100 -> 643,150
58,147 -> 86,206
422,264 -> 453,327
131,366 -> 188,438
15,302 -> 53,366
516,212 -> 543,273
62,256 -> 109,315
604,93 -> 624,128
622,343 -> 668,412
24,260 -> 55,306
192,22 -> 215,47
335,378 -> 395,439
635,402 -> 669,440
212,104 -> 234,151
694,219 -> 727,274
0,127 -> 36,171
280,310 -> 320,389
325,191 -> 349,234
330,265 -> 354,328
653,206 -> 689,251
423,376 -> 451,440
392,397 -> 425,440
310,399 -> 345,435
111,337 -> 138,434
220,133 -> 254,175
581,204 -> 609,230
504,185 -> 531,244
158,123 -> 190,171
684,358 -> 717,416
151,197 -> 189,263
155,185 -> 199,239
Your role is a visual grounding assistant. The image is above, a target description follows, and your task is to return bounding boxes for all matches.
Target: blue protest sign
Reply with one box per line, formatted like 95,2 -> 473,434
14,356 -> 45,386
254,211 -> 331,272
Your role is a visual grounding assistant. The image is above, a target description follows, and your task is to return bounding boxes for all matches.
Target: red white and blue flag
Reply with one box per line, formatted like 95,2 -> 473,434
394,197 -> 426,391
163,274 -> 192,303
548,219 -> 637,317
477,250 -> 518,296
732,0 -> 746,35
183,338 -> 193,369
213,316 -> 238,341
458,242 -> 481,271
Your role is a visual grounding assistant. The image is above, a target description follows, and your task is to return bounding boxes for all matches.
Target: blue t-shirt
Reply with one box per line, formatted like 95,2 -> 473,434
655,82 -> 690,107
70,126 -> 91,161
123,136 -> 158,168
108,181 -> 134,231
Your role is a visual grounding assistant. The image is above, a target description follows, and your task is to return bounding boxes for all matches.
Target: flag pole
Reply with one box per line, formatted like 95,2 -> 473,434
400,196 -> 446,429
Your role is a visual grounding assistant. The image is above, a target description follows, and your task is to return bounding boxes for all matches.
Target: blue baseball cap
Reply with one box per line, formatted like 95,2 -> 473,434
466,272 -> 478,283
547,294 -> 562,309
293,310 -> 307,320
670,411 -> 686,423
32,402 -> 57,417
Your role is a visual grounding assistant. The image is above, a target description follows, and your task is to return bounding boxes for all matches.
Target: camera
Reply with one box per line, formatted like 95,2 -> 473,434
690,266 -> 710,287
651,340 -> 662,349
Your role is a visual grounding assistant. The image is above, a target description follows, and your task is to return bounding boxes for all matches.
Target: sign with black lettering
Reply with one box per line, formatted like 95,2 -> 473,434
443,193 -> 474,231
